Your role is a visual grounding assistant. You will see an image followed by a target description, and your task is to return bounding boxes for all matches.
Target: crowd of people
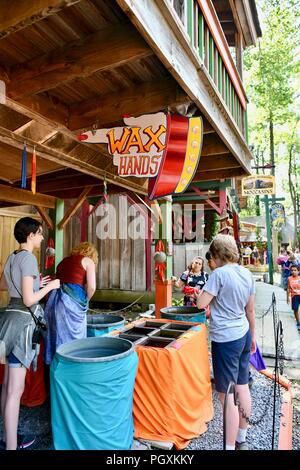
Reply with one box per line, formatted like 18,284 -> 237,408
0,216 -> 299,451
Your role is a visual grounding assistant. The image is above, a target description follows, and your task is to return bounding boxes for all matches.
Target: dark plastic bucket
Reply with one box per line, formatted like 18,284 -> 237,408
86,313 -> 125,337
160,306 -> 206,323
51,337 -> 138,450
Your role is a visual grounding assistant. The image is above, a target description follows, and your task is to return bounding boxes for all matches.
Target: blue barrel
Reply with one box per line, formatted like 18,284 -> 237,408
86,313 -> 125,337
50,336 -> 138,450
160,306 -> 206,323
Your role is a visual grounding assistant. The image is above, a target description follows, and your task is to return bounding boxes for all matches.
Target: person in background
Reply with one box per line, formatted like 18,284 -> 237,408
244,246 -> 252,265
294,248 -> 300,263
287,264 -> 300,331
0,217 -> 60,450
44,242 -> 98,364
276,248 -> 288,289
196,235 -> 256,450
205,251 -> 217,272
172,256 -> 209,307
252,246 -> 260,267
278,251 -> 297,291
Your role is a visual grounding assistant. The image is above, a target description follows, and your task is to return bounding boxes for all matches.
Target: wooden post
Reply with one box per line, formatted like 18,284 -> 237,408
155,198 -> 173,318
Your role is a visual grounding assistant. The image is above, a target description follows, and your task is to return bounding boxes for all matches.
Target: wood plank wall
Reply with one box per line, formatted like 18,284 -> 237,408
0,208 -> 41,307
65,194 -> 147,291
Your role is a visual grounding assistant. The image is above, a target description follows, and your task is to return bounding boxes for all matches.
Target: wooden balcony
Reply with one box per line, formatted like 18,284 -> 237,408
168,0 -> 248,141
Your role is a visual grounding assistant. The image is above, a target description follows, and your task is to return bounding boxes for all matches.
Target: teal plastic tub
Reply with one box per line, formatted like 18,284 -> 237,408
50,336 -> 138,450
160,306 -> 206,324
86,313 -> 125,337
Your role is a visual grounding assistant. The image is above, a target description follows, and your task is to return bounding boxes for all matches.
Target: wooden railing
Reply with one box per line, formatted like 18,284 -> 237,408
168,0 -> 248,141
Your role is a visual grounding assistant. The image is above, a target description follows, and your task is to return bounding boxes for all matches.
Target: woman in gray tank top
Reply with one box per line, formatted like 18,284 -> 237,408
0,217 -> 60,450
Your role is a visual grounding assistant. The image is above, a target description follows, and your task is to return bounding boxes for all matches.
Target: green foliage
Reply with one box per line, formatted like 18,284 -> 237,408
256,226 -> 264,255
172,297 -> 184,307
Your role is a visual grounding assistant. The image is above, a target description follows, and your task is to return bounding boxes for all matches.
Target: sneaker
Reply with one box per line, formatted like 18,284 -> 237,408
297,323 -> 300,331
17,433 -> 35,449
0,434 -> 35,450
235,441 -> 249,450
248,376 -> 254,388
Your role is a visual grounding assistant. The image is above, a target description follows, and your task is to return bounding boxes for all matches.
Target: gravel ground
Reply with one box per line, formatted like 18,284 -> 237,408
187,369 -> 283,450
0,369 -> 297,451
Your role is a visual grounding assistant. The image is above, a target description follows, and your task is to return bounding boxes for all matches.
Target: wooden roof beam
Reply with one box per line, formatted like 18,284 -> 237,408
0,125 -> 147,195
0,183 -> 56,208
35,206 -> 54,230
198,154 -> 240,171
8,23 -> 153,99
193,167 -> 246,181
58,187 -> 92,229
201,134 -> 229,156
69,78 -> 188,131
0,0 -> 81,39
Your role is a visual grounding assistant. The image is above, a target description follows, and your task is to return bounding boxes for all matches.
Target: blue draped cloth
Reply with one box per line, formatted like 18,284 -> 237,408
44,284 -> 88,364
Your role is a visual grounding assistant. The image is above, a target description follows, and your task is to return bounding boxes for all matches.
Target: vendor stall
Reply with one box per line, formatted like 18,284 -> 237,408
109,318 -> 213,449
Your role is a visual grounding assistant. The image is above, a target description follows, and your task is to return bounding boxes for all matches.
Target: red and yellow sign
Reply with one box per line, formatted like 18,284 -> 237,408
78,112 -> 203,200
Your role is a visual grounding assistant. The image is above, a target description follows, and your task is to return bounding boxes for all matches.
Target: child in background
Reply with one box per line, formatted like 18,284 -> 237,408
287,264 -> 300,331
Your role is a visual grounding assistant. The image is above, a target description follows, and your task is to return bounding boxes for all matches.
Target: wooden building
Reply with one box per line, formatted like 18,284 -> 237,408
0,0 -> 261,304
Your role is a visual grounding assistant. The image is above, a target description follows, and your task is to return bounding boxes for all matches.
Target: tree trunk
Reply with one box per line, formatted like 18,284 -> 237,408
288,143 -> 298,247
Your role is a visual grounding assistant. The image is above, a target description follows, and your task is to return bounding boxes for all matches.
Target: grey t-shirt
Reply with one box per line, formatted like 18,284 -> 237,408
202,263 -> 255,343
4,250 -> 40,298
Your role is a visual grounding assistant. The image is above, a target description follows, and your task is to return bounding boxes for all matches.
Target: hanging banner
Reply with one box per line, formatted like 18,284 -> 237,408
270,203 -> 285,231
77,112 -> 203,200
241,175 -> 275,196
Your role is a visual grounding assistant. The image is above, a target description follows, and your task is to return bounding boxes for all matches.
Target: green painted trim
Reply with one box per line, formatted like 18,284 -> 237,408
264,195 -> 273,285
209,34 -> 214,79
218,54 -> 222,94
187,0 -> 194,46
231,86 -> 235,119
173,195 -> 209,201
244,108 -> 249,143
192,179 -> 232,189
159,200 -> 173,280
54,199 -> 64,270
198,11 -> 204,59
225,72 -> 229,107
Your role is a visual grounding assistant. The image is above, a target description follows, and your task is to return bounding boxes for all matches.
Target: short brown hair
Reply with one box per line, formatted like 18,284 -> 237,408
71,242 -> 99,265
209,234 -> 239,263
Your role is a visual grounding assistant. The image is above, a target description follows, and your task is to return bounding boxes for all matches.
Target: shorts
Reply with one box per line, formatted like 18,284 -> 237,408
7,352 -> 24,368
292,295 -> 300,311
211,330 -> 251,393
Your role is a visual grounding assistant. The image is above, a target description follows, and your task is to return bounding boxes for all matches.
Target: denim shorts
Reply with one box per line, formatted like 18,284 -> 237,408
211,330 -> 252,393
7,352 -> 23,368
292,295 -> 300,311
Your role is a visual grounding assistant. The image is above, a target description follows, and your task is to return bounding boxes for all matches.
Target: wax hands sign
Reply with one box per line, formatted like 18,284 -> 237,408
78,112 -> 203,200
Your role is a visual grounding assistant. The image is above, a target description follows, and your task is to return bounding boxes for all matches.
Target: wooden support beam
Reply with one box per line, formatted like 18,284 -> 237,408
194,167 -> 246,181
0,124 -> 148,195
37,173 -> 100,193
0,0 -> 81,39
8,24 -> 153,99
198,154 -> 240,171
0,183 -> 56,208
201,134 -> 229,156
35,206 -> 54,230
58,187 -> 92,230
69,78 -> 188,131
192,186 -> 221,214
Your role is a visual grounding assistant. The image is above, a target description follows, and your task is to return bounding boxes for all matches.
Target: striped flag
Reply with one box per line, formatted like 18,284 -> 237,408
21,143 -> 27,189
31,147 -> 36,194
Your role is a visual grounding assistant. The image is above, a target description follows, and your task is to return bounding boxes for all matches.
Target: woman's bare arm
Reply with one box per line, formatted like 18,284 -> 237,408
0,272 -> 7,291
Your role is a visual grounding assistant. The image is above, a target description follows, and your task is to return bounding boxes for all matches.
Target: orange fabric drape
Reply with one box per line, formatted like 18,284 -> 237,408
132,323 -> 213,449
